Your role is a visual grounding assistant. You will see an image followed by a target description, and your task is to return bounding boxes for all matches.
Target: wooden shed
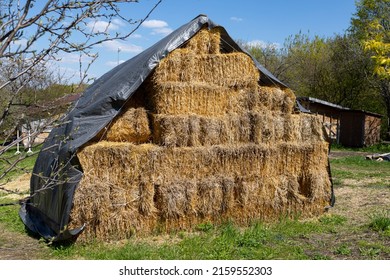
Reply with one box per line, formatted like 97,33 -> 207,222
297,97 -> 382,147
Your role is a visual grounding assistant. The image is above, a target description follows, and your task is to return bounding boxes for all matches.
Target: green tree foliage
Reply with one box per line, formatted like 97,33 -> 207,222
245,31 -> 387,136
351,0 -> 390,137
243,41 -> 287,80
282,33 -> 331,99
351,0 -> 390,78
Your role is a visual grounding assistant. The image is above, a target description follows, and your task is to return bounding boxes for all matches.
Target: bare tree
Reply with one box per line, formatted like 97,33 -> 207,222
0,0 -> 163,196
0,0 -> 162,88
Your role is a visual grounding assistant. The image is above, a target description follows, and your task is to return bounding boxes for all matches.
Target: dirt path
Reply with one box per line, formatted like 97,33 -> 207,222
0,174 -> 51,260
0,226 -> 51,260
315,185 -> 390,259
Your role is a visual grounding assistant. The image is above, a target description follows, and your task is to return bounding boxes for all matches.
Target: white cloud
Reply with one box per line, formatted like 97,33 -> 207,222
247,40 -> 281,49
142,19 -> 168,28
130,33 -> 142,39
151,27 -> 173,36
87,20 -> 120,33
101,40 -> 143,53
55,52 -> 95,64
112,18 -> 126,27
142,19 -> 172,36
230,16 -> 243,22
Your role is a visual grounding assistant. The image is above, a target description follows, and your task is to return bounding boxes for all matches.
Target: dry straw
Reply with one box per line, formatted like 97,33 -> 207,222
146,82 -> 241,117
70,26 -> 332,241
151,112 -> 324,147
146,82 -> 296,118
184,27 -> 222,54
72,140 -> 331,240
152,51 -> 260,88
104,107 -> 151,143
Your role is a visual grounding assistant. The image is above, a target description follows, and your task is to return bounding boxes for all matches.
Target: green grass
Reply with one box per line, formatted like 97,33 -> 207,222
358,241 -> 390,259
0,145 -> 39,183
48,215 -> 347,260
368,210 -> 390,236
0,204 -> 25,234
334,244 -> 352,256
330,156 -> 390,183
331,143 -> 390,153
1,147 -> 388,260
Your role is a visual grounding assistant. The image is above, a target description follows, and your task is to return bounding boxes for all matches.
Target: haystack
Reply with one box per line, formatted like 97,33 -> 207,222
69,26 -> 332,241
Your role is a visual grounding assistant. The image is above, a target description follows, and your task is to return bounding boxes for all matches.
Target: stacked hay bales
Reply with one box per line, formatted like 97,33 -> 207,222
69,27 -> 332,241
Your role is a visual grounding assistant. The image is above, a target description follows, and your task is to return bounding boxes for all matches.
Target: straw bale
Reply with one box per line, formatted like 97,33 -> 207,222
152,175 -> 245,230
184,27 -> 222,54
104,107 -> 151,143
154,179 -> 198,219
151,114 -> 192,147
152,50 -> 260,88
300,113 -> 324,142
72,139 -> 331,241
298,169 -> 332,202
151,112 -> 315,147
69,175 -> 157,241
256,86 -> 296,114
195,176 -> 236,219
77,141 -> 329,186
283,114 -> 301,142
251,112 -> 275,144
146,81 -> 241,117
151,113 -> 253,147
232,176 -> 273,221
148,73 -> 294,118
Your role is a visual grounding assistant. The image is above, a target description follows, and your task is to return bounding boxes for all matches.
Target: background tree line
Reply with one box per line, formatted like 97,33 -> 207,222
245,0 -> 389,138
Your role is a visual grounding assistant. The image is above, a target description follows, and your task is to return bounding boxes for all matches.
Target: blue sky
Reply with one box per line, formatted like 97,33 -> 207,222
53,0 -> 358,82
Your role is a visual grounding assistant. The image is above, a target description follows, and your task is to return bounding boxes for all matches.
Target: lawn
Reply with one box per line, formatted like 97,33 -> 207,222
0,145 -> 389,260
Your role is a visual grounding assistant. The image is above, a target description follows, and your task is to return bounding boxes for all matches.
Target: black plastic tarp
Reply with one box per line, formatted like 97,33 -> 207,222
20,14 -> 288,241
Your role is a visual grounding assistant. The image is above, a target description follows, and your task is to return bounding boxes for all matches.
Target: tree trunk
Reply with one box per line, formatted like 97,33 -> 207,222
380,79 -> 390,140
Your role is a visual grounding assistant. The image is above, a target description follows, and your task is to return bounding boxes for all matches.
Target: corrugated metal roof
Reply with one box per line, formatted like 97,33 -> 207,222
297,96 -> 382,118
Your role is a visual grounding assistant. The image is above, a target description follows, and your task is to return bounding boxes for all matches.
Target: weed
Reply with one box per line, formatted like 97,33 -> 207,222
368,210 -> 390,233
196,221 -> 214,232
319,214 -> 347,226
334,244 -> 352,256
359,246 -> 381,259
313,254 -> 331,260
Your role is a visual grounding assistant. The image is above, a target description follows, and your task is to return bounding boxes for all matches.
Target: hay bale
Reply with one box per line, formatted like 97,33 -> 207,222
152,51 -> 260,88
69,25 -> 332,242
104,107 -> 151,143
69,176 -> 151,241
184,27 -> 222,54
71,143 -> 160,241
72,140 -> 331,241
76,141 -> 329,189
151,112 -> 313,147
151,113 -> 252,147
283,114 -> 301,142
239,86 -> 296,114
146,82 -> 240,117
300,113 -> 324,142
151,114 -> 192,147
